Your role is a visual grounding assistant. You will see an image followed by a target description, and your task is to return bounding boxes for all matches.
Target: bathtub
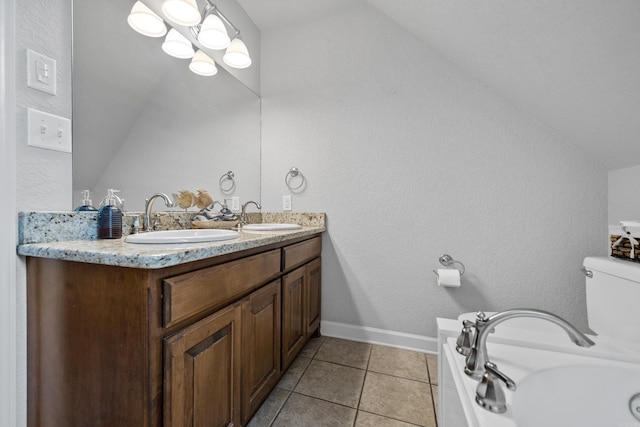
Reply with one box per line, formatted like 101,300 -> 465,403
437,316 -> 640,427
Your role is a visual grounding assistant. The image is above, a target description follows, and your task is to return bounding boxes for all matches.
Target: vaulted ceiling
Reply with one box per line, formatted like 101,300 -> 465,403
238,0 -> 640,171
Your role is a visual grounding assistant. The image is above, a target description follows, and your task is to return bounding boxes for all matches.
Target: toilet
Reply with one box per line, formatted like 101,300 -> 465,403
584,256 -> 640,346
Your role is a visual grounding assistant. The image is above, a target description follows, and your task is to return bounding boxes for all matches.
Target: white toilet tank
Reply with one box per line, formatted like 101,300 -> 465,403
584,256 -> 640,344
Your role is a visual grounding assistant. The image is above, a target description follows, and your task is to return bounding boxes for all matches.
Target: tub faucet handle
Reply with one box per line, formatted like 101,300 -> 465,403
475,361 -> 516,414
456,320 -> 475,356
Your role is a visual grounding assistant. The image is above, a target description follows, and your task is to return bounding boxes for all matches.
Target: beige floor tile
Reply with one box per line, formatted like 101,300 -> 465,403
368,345 -> 428,382
426,354 -> 438,385
355,411 -> 417,426
314,337 -> 371,369
431,384 -> 439,420
272,393 -> 356,427
277,356 -> 312,391
247,387 -> 290,427
294,360 -> 366,408
360,372 -> 436,427
300,336 -> 325,358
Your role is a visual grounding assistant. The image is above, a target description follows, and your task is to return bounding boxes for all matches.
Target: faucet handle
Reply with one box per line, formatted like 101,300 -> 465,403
456,320 -> 475,356
152,213 -> 162,231
475,361 -> 516,413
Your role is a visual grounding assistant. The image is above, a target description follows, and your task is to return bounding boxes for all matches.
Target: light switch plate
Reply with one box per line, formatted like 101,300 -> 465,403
27,49 -> 57,95
283,195 -> 292,211
27,108 -> 72,153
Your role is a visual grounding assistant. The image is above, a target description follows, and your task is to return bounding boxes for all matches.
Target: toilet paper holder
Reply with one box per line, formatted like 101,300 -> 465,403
433,254 -> 465,277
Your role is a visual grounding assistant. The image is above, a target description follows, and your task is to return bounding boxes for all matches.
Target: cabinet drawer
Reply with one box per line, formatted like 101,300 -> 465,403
163,249 -> 281,329
282,237 -> 322,272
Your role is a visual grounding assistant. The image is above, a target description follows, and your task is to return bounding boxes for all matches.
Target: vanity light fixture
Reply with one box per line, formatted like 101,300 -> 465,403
127,0 -> 251,76
162,28 -> 195,59
189,50 -> 218,76
197,12 -> 230,49
161,0 -> 201,27
223,36 -> 251,69
127,1 -> 167,37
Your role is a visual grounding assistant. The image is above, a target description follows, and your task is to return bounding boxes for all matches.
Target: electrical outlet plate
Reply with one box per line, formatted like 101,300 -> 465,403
27,108 -> 72,153
27,49 -> 57,95
231,197 -> 240,212
283,195 -> 292,211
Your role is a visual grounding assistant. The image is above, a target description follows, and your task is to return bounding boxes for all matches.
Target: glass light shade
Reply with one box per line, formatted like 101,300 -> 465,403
223,38 -> 252,69
161,0 -> 201,27
162,29 -> 195,59
189,50 -> 218,76
198,14 -> 230,50
127,1 -> 167,37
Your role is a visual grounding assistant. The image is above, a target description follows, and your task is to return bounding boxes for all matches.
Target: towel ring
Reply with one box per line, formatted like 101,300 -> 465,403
438,254 -> 465,275
285,167 -> 306,191
219,171 -> 235,193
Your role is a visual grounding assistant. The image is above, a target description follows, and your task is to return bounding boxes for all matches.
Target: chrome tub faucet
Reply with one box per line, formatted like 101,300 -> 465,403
464,309 -> 595,380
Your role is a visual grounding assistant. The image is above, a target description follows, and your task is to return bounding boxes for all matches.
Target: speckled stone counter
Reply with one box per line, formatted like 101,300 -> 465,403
17,211 -> 325,269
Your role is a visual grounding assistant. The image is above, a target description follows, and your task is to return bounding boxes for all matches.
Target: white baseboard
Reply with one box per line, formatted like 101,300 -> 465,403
320,321 -> 438,355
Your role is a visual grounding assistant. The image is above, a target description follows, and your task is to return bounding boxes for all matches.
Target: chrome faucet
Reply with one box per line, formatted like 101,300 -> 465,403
464,309 -> 595,380
239,200 -> 261,227
475,361 -> 516,413
143,193 -> 174,231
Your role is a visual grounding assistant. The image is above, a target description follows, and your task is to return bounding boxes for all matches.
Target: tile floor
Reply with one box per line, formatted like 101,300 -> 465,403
248,336 -> 439,427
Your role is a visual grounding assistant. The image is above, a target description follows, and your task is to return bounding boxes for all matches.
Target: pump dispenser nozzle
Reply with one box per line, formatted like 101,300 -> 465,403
75,190 -> 97,211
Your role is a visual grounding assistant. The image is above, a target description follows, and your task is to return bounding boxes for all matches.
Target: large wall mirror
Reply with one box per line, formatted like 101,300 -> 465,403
72,0 -> 261,211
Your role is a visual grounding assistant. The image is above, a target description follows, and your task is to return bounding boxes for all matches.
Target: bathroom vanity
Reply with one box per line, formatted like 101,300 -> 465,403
20,216 -> 324,427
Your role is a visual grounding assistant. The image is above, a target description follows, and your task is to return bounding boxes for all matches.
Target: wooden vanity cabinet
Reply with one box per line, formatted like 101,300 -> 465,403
164,302 -> 243,427
26,234 -> 322,427
241,280 -> 281,425
281,238 -> 322,370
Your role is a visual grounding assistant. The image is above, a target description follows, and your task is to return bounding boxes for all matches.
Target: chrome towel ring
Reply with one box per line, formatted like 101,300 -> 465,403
285,167 -> 305,191
219,171 -> 235,193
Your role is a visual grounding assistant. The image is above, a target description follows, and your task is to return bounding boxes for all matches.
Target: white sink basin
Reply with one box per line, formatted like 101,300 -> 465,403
125,229 -> 240,244
242,223 -> 302,231
513,365 -> 640,426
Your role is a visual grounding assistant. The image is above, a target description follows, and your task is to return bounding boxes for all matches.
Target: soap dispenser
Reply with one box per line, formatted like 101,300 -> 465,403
75,190 -> 97,211
98,189 -> 123,239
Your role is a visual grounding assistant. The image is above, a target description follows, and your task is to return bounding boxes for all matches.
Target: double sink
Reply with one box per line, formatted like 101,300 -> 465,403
125,223 -> 302,244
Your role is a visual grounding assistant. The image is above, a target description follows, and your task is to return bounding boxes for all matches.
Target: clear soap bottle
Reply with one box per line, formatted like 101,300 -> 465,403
98,189 -> 123,239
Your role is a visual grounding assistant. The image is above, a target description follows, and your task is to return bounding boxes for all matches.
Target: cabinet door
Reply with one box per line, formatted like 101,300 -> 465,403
241,280 -> 281,424
281,266 -> 306,370
164,303 -> 242,427
305,258 -> 322,338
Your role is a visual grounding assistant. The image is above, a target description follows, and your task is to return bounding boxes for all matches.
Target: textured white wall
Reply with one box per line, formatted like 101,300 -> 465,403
2,0 -> 17,425
15,1 -> 72,425
16,0 -> 72,211
609,164 -> 640,225
260,5 -> 608,337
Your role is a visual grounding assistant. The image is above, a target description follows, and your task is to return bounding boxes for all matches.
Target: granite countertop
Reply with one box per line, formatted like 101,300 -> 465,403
17,227 -> 325,269
17,211 -> 326,269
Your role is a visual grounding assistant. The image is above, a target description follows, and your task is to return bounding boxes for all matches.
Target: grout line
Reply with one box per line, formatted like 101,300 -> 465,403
430,384 -> 439,427
352,344 -> 373,426
267,390 -> 292,427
